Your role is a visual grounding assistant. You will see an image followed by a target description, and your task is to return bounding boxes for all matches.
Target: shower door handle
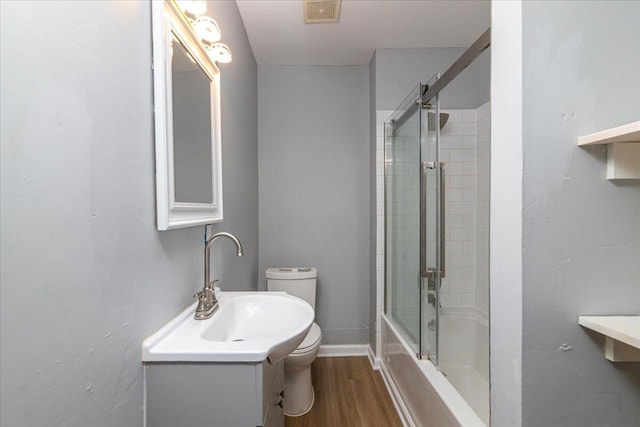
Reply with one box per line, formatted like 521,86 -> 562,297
439,162 -> 445,278
420,161 -> 445,279
420,161 -> 433,279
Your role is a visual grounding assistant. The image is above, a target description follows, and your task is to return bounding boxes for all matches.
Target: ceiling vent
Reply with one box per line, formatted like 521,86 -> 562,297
304,0 -> 342,24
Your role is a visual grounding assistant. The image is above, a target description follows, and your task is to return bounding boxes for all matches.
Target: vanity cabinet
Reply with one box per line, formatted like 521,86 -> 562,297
263,360 -> 285,427
144,359 -> 284,427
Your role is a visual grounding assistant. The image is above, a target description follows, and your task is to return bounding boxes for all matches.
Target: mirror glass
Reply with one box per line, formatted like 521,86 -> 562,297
171,36 -> 213,203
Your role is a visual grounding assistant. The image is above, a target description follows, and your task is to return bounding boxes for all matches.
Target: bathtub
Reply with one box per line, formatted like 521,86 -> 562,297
380,309 -> 489,427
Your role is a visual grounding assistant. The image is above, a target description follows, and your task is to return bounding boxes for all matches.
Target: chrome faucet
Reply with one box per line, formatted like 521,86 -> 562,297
194,232 -> 244,320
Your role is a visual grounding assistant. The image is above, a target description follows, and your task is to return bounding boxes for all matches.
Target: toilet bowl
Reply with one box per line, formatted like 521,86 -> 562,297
282,322 -> 322,416
266,267 -> 321,416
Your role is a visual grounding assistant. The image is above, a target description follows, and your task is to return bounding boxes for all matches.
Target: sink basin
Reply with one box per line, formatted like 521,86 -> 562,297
201,295 -> 309,342
142,292 -> 314,363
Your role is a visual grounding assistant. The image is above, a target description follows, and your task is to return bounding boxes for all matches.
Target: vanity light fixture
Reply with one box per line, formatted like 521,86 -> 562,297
175,0 -> 232,64
177,0 -> 206,17
195,16 -> 221,43
206,43 -> 232,64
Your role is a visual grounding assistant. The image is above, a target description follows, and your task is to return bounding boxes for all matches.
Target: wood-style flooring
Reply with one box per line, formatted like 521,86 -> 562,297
284,357 -> 403,427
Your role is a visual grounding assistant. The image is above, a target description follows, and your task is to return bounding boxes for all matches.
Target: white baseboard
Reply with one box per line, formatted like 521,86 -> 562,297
317,344 -> 369,357
368,345 -> 380,370
379,359 -> 415,427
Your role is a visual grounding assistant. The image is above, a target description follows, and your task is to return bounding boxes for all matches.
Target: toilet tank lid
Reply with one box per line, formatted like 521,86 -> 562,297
266,267 -> 317,280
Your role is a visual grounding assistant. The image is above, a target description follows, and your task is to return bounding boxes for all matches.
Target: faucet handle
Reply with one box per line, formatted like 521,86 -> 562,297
207,279 -> 219,290
194,290 -> 205,300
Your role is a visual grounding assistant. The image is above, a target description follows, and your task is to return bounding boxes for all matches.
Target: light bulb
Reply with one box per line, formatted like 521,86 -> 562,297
177,0 -> 206,17
195,17 -> 221,43
206,43 -> 232,64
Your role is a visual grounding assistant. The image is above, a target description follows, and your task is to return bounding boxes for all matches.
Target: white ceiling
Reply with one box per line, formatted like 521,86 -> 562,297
235,0 -> 491,65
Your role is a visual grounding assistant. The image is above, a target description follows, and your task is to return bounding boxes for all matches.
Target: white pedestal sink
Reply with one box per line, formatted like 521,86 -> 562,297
142,292 -> 314,427
143,291 -> 314,363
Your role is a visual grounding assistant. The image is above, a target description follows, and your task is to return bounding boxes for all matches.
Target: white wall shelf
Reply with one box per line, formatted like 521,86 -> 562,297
577,121 -> 640,145
578,315 -> 640,362
577,121 -> 640,179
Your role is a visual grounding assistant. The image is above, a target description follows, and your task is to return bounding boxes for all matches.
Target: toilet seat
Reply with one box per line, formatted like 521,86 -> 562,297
292,323 -> 321,355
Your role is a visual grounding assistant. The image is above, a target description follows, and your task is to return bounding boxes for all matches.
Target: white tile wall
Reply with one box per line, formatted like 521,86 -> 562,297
439,109 -> 477,306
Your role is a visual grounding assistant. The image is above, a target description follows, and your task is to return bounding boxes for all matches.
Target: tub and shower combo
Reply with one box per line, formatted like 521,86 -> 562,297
379,29 -> 491,427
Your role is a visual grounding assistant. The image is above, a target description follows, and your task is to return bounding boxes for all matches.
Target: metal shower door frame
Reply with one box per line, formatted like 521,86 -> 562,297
418,75 -> 443,364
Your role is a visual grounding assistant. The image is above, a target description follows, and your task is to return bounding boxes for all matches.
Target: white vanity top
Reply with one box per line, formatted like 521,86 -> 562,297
142,291 -> 314,363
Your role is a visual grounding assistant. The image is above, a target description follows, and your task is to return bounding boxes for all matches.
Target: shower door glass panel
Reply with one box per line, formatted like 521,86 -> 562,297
385,84 -> 422,351
420,78 -> 441,364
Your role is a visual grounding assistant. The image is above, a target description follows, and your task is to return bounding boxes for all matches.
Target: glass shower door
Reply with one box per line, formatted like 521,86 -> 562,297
385,77 -> 443,362
385,84 -> 422,351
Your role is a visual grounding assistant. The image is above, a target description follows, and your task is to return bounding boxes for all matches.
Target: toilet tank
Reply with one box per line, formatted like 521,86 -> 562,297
266,268 -> 317,310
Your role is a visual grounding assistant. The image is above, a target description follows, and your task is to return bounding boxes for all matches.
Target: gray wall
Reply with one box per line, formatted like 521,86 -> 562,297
374,47 -> 491,111
258,66 -> 370,344
476,48 -> 491,109
0,1 -> 257,425
431,47 -> 491,111
369,52 -> 378,350
207,0 -> 259,289
522,1 -> 640,426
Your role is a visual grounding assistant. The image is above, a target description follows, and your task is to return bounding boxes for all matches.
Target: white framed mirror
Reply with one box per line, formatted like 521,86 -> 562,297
152,0 -> 223,230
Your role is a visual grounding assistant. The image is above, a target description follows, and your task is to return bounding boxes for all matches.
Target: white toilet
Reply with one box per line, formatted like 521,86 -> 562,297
266,267 -> 322,417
